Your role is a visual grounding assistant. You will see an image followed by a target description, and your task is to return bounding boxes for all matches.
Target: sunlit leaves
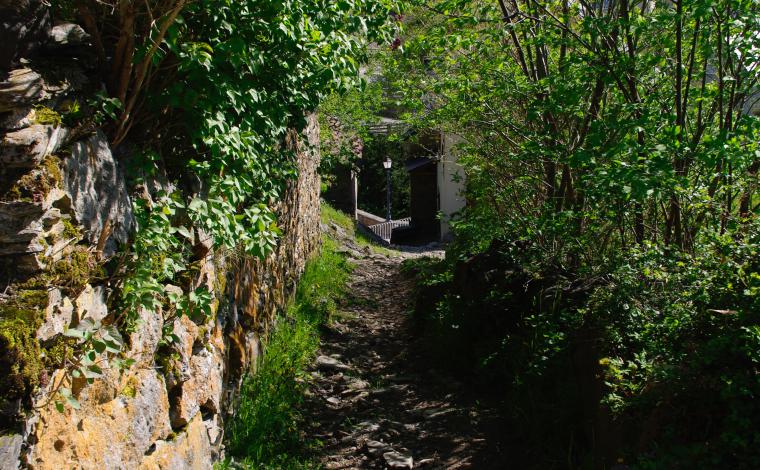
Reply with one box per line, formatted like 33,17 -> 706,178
55,0 -> 401,412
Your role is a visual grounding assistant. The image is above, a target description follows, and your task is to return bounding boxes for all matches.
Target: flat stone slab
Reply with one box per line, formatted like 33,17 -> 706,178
0,434 -> 22,470
383,450 -> 413,469
0,68 -> 45,112
365,440 -> 391,456
316,355 -> 351,372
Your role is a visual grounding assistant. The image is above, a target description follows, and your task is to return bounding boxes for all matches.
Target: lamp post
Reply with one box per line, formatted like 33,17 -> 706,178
383,157 -> 392,221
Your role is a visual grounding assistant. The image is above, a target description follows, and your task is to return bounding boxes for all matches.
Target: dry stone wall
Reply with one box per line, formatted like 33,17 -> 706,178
0,8 -> 321,469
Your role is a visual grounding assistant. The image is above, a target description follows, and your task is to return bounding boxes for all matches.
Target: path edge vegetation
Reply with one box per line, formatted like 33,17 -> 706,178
219,203 -> 353,469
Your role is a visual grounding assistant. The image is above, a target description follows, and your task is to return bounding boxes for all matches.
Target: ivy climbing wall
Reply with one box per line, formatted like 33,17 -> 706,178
0,9 -> 321,470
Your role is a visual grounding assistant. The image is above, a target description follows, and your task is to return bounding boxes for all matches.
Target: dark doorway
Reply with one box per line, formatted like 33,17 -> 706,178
391,157 -> 439,245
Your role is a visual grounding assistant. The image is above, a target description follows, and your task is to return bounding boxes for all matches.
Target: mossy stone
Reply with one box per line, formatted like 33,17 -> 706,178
25,246 -> 104,295
121,376 -> 138,398
43,335 -> 77,369
0,243 -> 103,407
1,155 -> 62,202
33,106 -> 62,127
0,318 -> 42,398
61,217 -> 80,240
0,289 -> 47,402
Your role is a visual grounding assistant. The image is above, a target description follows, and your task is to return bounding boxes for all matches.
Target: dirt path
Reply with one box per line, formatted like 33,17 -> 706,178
302,239 -> 504,469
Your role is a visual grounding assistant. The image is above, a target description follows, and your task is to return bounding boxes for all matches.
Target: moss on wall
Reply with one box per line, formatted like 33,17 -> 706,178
0,243 -> 102,412
32,106 -> 62,127
60,217 -> 80,240
121,376 -> 139,398
43,335 -> 76,369
23,246 -> 104,295
1,155 -> 62,202
0,289 -> 47,404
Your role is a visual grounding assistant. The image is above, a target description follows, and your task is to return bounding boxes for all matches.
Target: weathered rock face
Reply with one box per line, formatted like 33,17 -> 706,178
0,69 -> 46,114
0,11 -> 321,470
0,53 -> 137,464
48,24 -> 89,47
36,288 -> 73,341
30,369 -> 173,469
63,131 -> 134,253
0,0 -> 50,71
0,434 -> 23,470
139,414 -> 213,470
0,124 -> 69,167
19,115 -> 320,469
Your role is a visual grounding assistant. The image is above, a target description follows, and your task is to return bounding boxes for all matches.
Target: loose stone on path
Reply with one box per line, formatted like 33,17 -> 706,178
383,450 -> 414,469
316,354 -> 351,372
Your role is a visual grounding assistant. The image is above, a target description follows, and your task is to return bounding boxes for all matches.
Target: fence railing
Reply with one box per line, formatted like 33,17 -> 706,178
356,209 -> 386,228
367,217 -> 411,242
367,122 -> 409,136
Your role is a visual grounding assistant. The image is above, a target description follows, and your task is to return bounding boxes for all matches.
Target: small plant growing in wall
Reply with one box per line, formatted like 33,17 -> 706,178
48,318 -> 132,411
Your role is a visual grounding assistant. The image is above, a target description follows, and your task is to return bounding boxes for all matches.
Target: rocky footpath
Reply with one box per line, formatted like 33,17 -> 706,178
0,6 -> 321,469
303,225 -> 502,469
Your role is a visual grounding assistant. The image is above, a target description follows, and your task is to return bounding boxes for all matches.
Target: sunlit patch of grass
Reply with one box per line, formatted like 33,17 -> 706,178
320,202 -> 396,257
320,202 -> 355,233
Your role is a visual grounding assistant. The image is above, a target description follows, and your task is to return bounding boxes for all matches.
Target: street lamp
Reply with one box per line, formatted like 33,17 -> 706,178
383,157 -> 392,221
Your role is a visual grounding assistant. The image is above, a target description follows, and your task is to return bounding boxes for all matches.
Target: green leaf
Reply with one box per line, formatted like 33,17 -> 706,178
63,328 -> 86,339
60,387 -> 80,410
176,225 -> 193,240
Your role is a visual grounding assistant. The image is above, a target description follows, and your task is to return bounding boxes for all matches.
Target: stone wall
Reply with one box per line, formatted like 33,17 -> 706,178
0,10 -> 321,470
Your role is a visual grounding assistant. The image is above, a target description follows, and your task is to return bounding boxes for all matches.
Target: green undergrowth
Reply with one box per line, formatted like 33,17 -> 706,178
222,214 -> 351,469
405,225 -> 760,467
320,202 -> 395,257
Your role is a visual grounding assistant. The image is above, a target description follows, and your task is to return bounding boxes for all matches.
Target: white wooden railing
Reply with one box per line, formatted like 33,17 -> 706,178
367,217 -> 411,242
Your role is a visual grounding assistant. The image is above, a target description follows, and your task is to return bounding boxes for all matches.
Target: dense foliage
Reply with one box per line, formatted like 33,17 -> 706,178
390,0 -> 759,257
46,0 -> 400,407
319,82 -> 411,218
344,0 -> 760,466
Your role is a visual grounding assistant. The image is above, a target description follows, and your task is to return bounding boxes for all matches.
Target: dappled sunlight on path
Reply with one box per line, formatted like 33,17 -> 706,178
302,231 -> 504,469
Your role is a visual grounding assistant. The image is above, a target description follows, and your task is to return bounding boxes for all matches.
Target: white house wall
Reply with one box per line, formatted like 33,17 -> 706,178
438,132 -> 466,240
